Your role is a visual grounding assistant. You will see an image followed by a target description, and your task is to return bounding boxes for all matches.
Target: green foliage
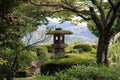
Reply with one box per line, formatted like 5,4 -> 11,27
0,48 -> 15,77
54,65 -> 120,80
31,46 -> 50,61
66,53 -> 95,59
43,44 -> 53,53
0,2 -> 50,50
73,44 -> 92,52
92,44 -> 98,49
0,59 -> 7,65
41,53 -> 96,75
41,58 -> 95,75
65,43 -> 74,53
53,11 -> 74,23
69,49 -> 79,53
0,48 -> 14,64
90,48 -> 97,54
36,47 -> 49,61
109,42 -> 120,66
18,51 -> 38,70
17,3 -> 49,25
16,66 -> 120,80
0,48 -> 38,77
0,0 -> 28,15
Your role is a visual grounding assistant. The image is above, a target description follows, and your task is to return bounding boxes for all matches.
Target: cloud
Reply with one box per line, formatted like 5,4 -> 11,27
47,17 -> 60,24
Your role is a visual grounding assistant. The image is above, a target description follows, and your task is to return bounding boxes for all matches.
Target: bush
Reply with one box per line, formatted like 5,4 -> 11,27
18,51 -> 38,70
90,48 -> 96,54
53,65 -> 120,80
69,49 -> 79,53
0,48 -> 38,78
92,44 -> 97,49
73,44 -> 92,52
31,46 -> 50,61
41,57 -> 96,75
43,44 -> 53,53
36,47 -> 48,60
109,42 -> 120,66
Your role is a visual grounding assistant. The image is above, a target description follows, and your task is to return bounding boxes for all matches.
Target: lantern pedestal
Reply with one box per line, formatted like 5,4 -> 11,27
46,28 -> 73,58
52,44 -> 67,58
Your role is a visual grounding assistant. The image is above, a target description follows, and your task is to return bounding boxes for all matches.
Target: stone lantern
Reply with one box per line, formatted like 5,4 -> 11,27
47,28 -> 73,58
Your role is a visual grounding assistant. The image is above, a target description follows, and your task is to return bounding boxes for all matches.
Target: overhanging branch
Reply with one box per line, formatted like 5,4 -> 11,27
106,1 -> 120,30
108,18 -> 120,39
76,13 -> 92,20
108,0 -> 114,8
89,7 -> 103,31
91,0 -> 105,25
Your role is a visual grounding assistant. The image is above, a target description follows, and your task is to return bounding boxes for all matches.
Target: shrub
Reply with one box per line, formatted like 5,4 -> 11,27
31,46 -> 50,61
36,47 -> 48,60
65,43 -> 74,53
90,48 -> 96,54
54,65 -> 120,80
18,51 -> 38,70
41,57 -> 96,75
109,42 -> 120,66
73,44 -> 92,52
25,65 -> 120,80
69,49 -> 79,53
0,48 -> 38,78
43,44 -> 53,53
92,44 -> 97,49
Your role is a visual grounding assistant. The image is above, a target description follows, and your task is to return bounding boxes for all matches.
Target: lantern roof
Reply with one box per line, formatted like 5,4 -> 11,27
46,28 -> 73,35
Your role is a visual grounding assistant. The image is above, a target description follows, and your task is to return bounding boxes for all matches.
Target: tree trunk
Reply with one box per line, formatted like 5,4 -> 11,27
0,77 -> 4,80
96,34 -> 109,65
0,73 -> 4,80
104,40 -> 109,65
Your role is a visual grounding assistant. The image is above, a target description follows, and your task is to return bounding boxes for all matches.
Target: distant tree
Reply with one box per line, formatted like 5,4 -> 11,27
29,0 -> 120,65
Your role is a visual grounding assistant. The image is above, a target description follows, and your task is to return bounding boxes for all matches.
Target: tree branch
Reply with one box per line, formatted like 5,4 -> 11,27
29,0 -> 92,16
108,0 -> 114,8
26,32 -> 33,45
108,17 -> 120,39
76,13 -> 92,20
106,8 -> 113,23
47,9 -> 68,16
91,0 -> 105,26
106,1 -> 120,30
89,7 -> 103,31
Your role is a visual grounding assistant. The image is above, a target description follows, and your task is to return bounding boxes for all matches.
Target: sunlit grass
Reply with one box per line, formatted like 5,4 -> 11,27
66,53 -> 95,59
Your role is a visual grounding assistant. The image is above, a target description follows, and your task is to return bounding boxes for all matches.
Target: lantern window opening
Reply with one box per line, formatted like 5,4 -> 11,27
56,36 -> 58,40
60,36 -> 63,40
